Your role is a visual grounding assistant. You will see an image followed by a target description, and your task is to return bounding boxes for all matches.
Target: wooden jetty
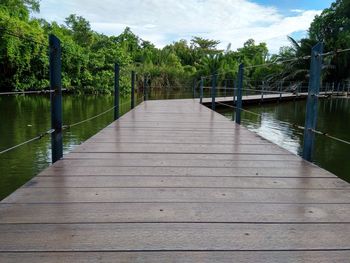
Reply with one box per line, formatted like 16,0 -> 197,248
201,91 -> 341,106
1,99 -> 350,262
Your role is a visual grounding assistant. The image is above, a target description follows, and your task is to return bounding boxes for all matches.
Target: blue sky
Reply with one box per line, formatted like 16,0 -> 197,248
35,0 -> 335,53
255,0 -> 333,13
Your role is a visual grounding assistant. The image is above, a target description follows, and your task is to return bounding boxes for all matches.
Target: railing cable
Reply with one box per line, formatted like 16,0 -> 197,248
216,102 -> 350,146
0,129 -> 54,155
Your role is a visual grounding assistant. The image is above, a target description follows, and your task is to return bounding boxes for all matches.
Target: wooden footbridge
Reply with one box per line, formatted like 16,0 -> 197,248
1,99 -> 350,262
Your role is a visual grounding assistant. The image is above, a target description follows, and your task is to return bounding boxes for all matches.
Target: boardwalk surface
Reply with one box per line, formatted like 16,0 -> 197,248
1,99 -> 350,262
201,92 -> 334,105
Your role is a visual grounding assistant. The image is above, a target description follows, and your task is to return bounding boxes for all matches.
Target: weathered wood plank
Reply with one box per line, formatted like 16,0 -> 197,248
39,166 -> 335,178
111,122 -> 239,128
3,188 -> 350,204
1,203 -> 350,224
72,143 -> 291,154
91,130 -> 265,139
64,152 -> 300,161
1,251 -> 350,263
52,159 -> 310,168
25,176 -> 349,189
86,136 -> 270,144
0,223 -> 349,251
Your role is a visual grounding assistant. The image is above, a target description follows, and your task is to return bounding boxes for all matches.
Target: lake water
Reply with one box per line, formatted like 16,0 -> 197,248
0,94 -> 139,200
216,98 -> 350,183
0,94 -> 349,200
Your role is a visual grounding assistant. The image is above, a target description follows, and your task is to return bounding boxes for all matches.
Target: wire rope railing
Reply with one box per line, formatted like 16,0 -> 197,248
2,30 -> 350,163
0,129 -> 54,155
216,101 -> 350,146
0,34 -> 146,160
198,42 -> 350,162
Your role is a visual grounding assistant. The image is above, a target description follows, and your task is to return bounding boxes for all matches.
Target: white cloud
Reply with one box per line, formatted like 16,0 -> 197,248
291,9 -> 305,13
36,0 -> 322,53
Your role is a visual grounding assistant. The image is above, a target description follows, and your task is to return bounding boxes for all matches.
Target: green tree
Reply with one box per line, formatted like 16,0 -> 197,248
309,0 -> 350,82
65,14 -> 93,48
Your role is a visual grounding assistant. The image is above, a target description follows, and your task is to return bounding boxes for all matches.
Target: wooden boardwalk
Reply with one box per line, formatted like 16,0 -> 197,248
1,99 -> 350,262
201,91 -> 341,106
202,92 -> 308,105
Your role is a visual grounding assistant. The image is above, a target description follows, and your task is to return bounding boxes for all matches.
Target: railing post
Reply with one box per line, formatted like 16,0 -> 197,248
297,84 -> 300,96
200,77 -> 204,104
114,63 -> 120,120
131,71 -> 135,109
193,79 -> 196,99
302,42 -> 323,161
211,74 -> 217,110
261,82 -> 264,102
143,76 -> 148,101
279,82 -> 282,101
49,34 -> 63,164
224,79 -> 227,97
235,63 -> 244,124
232,78 -> 237,121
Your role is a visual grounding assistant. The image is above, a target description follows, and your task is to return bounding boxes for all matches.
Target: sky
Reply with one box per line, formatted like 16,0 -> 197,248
35,0 -> 334,54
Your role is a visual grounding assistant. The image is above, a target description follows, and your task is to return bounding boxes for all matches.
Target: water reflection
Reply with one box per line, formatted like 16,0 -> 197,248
217,98 -> 350,183
0,94 -> 133,200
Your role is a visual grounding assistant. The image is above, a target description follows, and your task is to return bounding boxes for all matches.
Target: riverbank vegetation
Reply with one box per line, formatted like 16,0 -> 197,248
0,0 -> 349,93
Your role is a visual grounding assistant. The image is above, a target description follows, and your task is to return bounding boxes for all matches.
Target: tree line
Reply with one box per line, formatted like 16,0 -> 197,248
0,0 -> 349,94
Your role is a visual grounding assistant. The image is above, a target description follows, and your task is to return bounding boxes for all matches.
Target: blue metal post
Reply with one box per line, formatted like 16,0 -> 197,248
131,71 -> 135,109
143,76 -> 148,101
302,42 -> 323,161
224,79 -> 227,97
232,78 -> 237,121
114,63 -> 120,120
200,77 -> 204,104
235,64 -> 244,124
279,82 -> 282,101
211,74 -> 217,110
193,79 -> 196,99
234,78 -> 238,105
49,34 -> 63,164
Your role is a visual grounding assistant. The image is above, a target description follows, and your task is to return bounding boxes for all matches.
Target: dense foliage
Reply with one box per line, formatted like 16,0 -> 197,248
0,0 -> 349,93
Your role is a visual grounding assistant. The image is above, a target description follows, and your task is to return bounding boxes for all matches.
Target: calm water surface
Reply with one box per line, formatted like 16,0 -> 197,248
0,94 -> 136,200
217,98 -> 350,182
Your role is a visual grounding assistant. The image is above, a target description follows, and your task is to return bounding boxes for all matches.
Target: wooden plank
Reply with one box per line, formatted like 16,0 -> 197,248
1,251 -> 350,263
3,188 -> 350,204
103,127 -> 264,132
25,176 -> 349,189
72,143 -> 291,154
110,122 -> 238,128
64,152 -> 300,161
86,136 -> 270,144
39,166 -> 335,178
0,223 -> 349,251
1,203 -> 350,224
93,129 -> 260,137
52,159 -> 310,168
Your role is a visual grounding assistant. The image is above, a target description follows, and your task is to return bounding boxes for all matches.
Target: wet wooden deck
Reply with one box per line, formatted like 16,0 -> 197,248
201,91 -> 339,106
202,92 -> 308,105
1,99 -> 350,262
